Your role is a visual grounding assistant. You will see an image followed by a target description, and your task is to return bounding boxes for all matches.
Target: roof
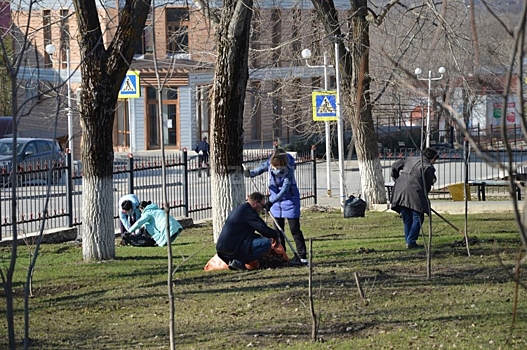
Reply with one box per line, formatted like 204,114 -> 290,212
0,137 -> 56,142
130,56 -> 214,75
3,130 -> 67,140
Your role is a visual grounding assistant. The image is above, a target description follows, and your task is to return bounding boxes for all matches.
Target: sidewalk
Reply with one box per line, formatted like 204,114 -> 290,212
314,190 -> 516,215
313,159 -> 517,214
121,151 -> 516,215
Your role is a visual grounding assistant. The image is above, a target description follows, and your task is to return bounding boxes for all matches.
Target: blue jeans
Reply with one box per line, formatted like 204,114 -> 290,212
399,207 -> 424,245
247,237 -> 272,262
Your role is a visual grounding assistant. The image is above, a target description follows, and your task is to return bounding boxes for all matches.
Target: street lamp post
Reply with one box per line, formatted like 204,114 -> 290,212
415,66 -> 446,149
46,44 -> 74,159
301,48 -> 332,197
333,39 -> 346,210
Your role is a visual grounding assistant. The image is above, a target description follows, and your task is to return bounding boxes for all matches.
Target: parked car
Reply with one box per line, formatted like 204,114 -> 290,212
0,138 -> 65,186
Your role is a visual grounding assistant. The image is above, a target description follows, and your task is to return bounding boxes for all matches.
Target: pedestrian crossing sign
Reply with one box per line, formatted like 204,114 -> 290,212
312,91 -> 338,121
118,71 -> 141,99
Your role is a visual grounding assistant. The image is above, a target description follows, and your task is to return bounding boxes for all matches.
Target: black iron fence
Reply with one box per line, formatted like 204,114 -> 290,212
0,149 -> 317,241
378,147 -> 527,200
1,144 -> 524,242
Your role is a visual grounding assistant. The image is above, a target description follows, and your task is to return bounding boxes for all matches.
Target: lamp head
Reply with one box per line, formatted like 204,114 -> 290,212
45,44 -> 56,55
301,48 -> 312,59
438,66 -> 446,74
415,68 -> 422,75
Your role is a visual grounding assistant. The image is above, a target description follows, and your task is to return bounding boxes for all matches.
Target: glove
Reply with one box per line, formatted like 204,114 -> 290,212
265,201 -> 272,212
243,168 -> 251,178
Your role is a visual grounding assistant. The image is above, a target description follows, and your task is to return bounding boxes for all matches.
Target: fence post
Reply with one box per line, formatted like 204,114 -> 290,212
311,146 -> 317,205
66,152 -> 73,227
128,155 -> 134,194
183,149 -> 189,217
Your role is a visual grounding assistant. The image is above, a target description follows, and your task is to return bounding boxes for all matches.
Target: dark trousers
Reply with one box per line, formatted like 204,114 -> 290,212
198,156 -> 210,177
273,217 -> 307,259
399,206 -> 424,245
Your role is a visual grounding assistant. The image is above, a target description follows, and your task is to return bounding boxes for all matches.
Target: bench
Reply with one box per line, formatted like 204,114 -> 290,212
468,180 -> 523,201
387,180 -> 523,202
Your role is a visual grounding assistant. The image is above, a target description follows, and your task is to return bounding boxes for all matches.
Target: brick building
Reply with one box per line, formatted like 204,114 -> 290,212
8,1 -> 350,159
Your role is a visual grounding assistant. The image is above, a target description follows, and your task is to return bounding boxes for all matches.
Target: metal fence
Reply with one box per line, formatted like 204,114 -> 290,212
0,145 -> 523,241
0,149 -> 317,241
378,147 -> 527,199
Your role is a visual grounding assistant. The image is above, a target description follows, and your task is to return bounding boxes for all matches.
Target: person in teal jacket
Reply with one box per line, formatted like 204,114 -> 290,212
127,201 -> 183,247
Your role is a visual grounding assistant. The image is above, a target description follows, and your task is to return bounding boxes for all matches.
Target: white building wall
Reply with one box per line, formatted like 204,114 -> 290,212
132,96 -> 146,152
179,86 -> 193,150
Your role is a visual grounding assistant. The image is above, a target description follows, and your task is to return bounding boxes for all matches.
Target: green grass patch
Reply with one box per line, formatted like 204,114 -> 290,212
1,210 -> 526,349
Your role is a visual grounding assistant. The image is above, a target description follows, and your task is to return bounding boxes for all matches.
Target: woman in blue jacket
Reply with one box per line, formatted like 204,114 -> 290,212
246,149 -> 307,264
127,201 -> 183,247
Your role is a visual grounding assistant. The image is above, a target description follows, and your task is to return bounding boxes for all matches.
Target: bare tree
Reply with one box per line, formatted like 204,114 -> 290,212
310,0 -> 386,206
0,3 -> 68,347
195,0 -> 253,241
72,0 -> 151,260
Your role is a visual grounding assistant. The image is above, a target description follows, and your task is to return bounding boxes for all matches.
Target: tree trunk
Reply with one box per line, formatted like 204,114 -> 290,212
311,0 -> 386,206
347,2 -> 386,205
82,175 -> 115,260
73,0 -> 151,260
210,0 -> 253,241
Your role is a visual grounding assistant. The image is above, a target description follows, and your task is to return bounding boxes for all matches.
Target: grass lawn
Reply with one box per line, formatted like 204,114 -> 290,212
1,209 -> 526,349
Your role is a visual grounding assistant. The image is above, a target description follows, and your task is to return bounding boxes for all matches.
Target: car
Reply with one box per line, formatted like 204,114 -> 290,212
0,138 -> 65,186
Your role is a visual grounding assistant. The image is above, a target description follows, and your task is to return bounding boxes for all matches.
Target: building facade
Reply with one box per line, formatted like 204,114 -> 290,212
9,1 -> 350,159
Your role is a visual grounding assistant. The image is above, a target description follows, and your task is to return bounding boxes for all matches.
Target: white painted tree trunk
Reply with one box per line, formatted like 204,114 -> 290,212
357,157 -> 387,207
82,176 -> 115,260
207,1 -> 254,242
211,171 -> 246,242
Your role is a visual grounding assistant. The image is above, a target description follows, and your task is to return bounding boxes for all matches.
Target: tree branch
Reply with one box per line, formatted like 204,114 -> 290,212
372,0 -> 401,26
193,0 -> 221,25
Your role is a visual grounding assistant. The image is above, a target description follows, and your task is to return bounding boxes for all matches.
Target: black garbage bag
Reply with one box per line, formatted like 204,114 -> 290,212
344,195 -> 366,218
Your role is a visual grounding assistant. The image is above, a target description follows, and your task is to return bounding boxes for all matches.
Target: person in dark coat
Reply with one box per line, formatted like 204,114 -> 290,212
194,136 -> 210,177
216,192 -> 280,270
390,148 -> 439,249
245,149 -> 308,264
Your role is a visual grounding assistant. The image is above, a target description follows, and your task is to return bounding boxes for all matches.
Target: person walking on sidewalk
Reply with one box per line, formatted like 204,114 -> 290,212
245,149 -> 308,265
390,147 -> 439,249
216,192 -> 280,271
194,136 -> 210,177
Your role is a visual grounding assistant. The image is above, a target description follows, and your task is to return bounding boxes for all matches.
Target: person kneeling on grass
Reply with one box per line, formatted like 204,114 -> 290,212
125,201 -> 183,247
216,192 -> 280,271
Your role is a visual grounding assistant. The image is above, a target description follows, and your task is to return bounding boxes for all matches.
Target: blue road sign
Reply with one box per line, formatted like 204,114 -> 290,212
312,91 -> 338,121
118,71 -> 140,99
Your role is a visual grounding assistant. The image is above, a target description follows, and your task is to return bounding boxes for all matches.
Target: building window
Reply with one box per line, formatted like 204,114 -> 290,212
114,100 -> 130,148
146,87 -> 180,149
60,9 -> 69,69
196,85 -> 210,142
272,81 -> 282,140
291,8 -> 301,66
136,13 -> 153,55
271,9 -> 281,67
250,9 -> 260,68
166,7 -> 189,55
250,82 -> 261,140
43,10 -> 51,68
